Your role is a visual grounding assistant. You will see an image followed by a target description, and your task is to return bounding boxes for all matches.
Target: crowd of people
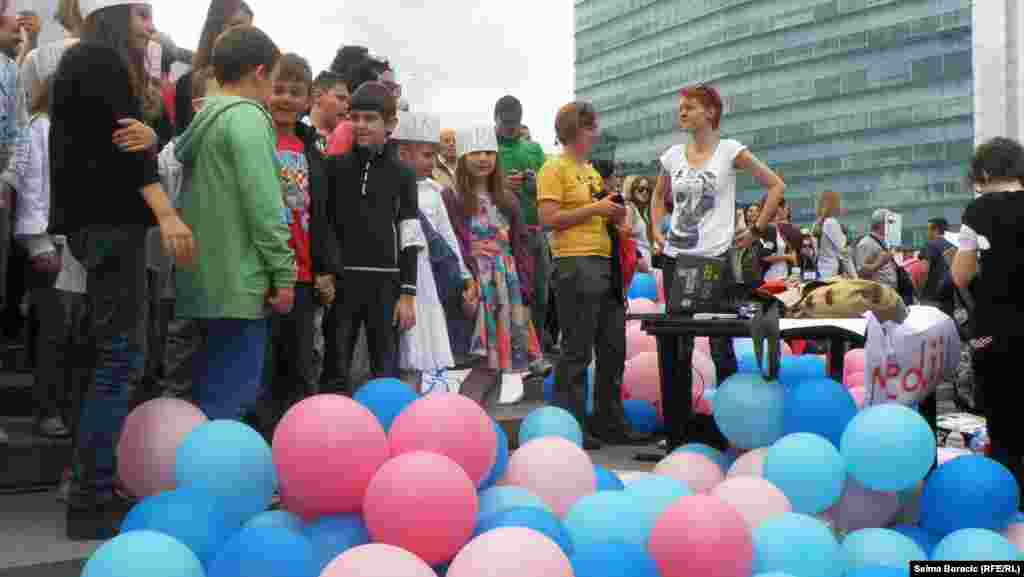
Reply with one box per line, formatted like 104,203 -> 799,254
0,0 -> 1018,547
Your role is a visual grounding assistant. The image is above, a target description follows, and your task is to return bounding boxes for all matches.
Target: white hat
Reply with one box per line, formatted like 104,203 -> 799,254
392,111 -> 441,144
80,0 -> 150,19
456,125 -> 498,158
146,39 -> 162,81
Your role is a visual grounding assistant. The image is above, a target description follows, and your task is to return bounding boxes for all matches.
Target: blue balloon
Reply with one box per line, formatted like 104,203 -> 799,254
623,475 -> 693,546
519,406 -> 583,447
932,528 -> 1020,561
840,528 -> 926,574
763,433 -> 846,515
479,420 -> 509,490
782,378 -> 857,448
753,513 -> 845,577
82,530 -> 204,577
673,443 -> 729,472
121,488 -> 238,566
353,377 -> 419,432
623,399 -> 659,434
175,420 -> 277,524
733,338 -> 755,356
628,273 -> 658,300
207,526 -> 316,577
595,465 -> 625,491
778,355 -> 827,384
713,373 -> 786,449
303,514 -> 370,573
889,525 -> 940,556
841,404 -> 936,493
478,486 -> 552,518
1013,511 -> 1024,524
738,352 -> 770,374
475,506 -> 573,556
244,510 -> 303,533
844,568 -> 907,577
564,491 -> 646,550
754,574 -> 799,577
921,454 -> 1020,537
570,542 -> 660,577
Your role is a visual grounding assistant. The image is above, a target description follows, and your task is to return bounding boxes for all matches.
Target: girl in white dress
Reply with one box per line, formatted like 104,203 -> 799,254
393,112 -> 478,392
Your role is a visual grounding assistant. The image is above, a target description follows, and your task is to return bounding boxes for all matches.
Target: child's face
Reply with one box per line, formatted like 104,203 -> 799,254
351,109 -> 393,147
465,151 -> 497,179
398,143 -> 438,179
316,81 -> 350,126
270,76 -> 311,130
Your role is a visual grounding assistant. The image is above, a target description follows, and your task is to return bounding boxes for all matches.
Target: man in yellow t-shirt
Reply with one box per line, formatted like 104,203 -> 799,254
538,102 -> 647,450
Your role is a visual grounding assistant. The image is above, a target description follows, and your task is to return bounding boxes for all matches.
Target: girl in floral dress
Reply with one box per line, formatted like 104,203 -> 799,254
443,126 -> 542,409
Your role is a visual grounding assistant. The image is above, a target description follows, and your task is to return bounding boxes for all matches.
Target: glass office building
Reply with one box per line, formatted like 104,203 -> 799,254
575,0 -> 973,245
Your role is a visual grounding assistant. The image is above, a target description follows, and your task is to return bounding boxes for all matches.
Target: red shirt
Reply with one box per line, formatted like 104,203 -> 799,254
326,120 -> 354,156
277,133 -> 313,283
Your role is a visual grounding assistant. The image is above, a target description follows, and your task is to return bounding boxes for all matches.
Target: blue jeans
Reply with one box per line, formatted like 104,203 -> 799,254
192,318 -> 269,421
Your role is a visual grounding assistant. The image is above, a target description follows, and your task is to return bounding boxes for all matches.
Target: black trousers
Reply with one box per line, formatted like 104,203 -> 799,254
31,287 -> 89,423
259,284 -> 318,427
552,256 -> 626,429
974,337 -> 1024,498
321,271 -> 399,395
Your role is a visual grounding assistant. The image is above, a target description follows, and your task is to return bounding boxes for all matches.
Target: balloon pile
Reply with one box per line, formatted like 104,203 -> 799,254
87,363 -> 1023,577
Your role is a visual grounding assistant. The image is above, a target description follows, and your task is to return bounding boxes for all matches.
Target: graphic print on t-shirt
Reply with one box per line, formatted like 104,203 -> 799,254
669,166 -> 717,251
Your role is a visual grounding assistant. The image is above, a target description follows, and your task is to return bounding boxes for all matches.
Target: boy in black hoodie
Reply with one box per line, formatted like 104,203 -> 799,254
259,53 -> 340,427
321,81 -> 421,395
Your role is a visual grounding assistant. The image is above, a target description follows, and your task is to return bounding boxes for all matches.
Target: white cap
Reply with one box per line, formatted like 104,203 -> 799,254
147,39 -> 162,81
392,111 -> 441,144
456,125 -> 498,158
79,0 -> 150,19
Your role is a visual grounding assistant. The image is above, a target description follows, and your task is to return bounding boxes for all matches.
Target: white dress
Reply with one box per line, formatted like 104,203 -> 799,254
400,178 -> 470,377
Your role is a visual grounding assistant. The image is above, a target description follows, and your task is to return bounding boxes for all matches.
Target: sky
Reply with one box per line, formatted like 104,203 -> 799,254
152,0 -> 576,151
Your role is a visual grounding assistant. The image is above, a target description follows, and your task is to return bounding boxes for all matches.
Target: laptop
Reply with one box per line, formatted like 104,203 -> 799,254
667,253 -> 733,315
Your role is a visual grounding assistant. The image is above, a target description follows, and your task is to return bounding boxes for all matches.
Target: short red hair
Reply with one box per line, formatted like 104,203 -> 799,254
680,84 -> 723,130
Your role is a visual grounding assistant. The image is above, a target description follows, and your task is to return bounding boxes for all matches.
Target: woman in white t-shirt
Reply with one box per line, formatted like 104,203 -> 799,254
649,84 -> 785,449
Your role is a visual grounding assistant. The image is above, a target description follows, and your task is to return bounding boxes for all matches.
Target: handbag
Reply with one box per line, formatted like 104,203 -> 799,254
417,209 -> 463,307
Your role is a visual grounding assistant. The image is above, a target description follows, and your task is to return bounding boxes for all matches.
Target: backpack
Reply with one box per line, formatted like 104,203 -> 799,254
787,279 -> 908,324
864,235 -> 915,306
418,209 -> 463,307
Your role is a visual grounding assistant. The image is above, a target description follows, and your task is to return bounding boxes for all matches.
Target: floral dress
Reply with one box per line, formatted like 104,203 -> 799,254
468,192 -> 541,371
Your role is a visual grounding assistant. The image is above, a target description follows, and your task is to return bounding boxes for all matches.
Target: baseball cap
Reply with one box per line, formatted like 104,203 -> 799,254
494,95 -> 523,128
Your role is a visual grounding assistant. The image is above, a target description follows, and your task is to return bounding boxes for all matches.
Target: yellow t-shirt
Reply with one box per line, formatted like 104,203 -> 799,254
537,155 -> 612,258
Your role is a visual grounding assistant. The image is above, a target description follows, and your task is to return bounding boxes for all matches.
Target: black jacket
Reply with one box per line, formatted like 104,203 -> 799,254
324,143 -> 418,294
49,42 -> 157,234
292,122 -> 342,277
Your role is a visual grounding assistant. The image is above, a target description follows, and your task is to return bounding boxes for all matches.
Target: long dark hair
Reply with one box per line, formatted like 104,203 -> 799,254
81,4 -> 147,102
454,154 -> 517,219
192,0 -> 244,70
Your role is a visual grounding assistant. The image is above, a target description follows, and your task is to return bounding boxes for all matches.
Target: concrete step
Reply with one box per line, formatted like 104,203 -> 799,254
0,417 -> 70,493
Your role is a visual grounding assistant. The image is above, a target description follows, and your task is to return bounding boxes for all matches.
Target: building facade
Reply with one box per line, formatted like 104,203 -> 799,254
575,0 -> 974,246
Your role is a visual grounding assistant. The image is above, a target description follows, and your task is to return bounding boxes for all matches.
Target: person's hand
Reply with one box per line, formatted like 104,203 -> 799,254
267,287 -> 295,314
652,230 -> 666,254
30,250 -> 61,274
394,293 -> 416,332
315,274 -> 336,305
462,279 -> 479,310
158,213 -> 196,266
734,228 -> 756,249
505,171 -> 524,193
17,14 -> 40,37
592,196 -> 626,220
113,118 -> 158,152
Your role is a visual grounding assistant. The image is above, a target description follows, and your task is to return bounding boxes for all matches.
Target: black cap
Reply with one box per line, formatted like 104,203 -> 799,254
494,95 -> 523,128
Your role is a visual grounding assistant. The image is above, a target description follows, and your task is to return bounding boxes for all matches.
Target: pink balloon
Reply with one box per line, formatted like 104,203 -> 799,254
849,386 -> 866,409
711,476 -> 792,528
321,543 -> 436,577
626,324 -> 657,360
624,352 -> 708,420
830,478 -> 901,533
693,348 -> 717,389
695,336 -> 711,355
653,452 -> 725,493
781,341 -> 794,356
650,495 -> 754,577
117,398 -> 208,499
844,348 -> 865,380
727,447 -> 769,478
447,527 -> 573,577
628,298 -> 660,315
363,452 -> 478,566
272,394 -> 389,517
845,371 -> 865,390
389,393 -> 496,485
500,437 -> 596,517
651,268 -> 666,303
937,446 -> 972,465
1003,523 -> 1024,551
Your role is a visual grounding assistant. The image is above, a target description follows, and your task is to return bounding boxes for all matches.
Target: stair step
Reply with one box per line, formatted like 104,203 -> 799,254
0,418 -> 70,493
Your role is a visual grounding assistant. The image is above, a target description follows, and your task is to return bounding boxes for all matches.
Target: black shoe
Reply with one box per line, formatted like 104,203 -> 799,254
583,433 -> 603,451
588,424 -> 652,446
66,492 -> 132,541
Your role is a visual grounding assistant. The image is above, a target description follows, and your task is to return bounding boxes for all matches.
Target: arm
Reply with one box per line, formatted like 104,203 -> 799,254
650,170 -> 669,251
952,224 -> 980,289
396,169 -> 422,296
734,149 -> 785,233
442,186 -> 478,279
507,202 -> 534,305
536,162 -> 618,230
14,120 -> 54,257
229,107 -> 296,290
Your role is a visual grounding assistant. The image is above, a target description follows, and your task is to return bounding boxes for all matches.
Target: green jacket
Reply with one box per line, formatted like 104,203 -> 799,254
174,96 -> 296,320
498,135 -> 546,226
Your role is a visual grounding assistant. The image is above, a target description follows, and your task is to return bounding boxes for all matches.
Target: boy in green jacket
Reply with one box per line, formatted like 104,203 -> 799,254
174,25 -> 296,421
